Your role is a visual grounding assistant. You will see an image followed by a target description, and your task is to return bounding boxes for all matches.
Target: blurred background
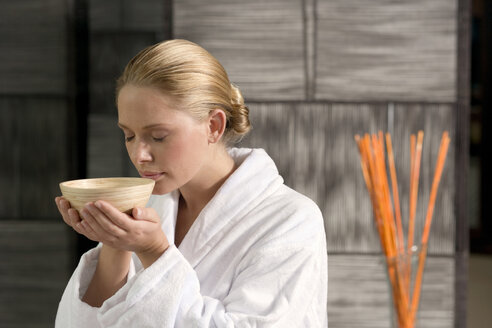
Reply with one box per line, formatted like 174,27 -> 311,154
0,0 -> 489,327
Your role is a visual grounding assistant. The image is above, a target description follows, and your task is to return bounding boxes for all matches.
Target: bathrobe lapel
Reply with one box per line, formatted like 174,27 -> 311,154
176,148 -> 284,269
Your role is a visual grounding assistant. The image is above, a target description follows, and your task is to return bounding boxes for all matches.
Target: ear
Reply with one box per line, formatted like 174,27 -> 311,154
207,109 -> 227,144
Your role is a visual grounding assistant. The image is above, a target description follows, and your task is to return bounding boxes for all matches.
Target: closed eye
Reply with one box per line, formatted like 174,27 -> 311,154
125,135 -> 135,142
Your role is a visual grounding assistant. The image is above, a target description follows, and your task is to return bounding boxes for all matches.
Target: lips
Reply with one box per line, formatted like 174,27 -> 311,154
139,171 -> 164,180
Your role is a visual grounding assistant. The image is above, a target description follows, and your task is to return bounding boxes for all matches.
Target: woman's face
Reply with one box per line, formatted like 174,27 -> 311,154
117,85 -> 211,195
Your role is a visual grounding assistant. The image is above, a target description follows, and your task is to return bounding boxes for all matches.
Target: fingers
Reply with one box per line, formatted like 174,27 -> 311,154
55,197 -> 81,227
76,218 -> 99,242
94,200 -> 134,230
82,203 -> 127,237
132,207 -> 160,223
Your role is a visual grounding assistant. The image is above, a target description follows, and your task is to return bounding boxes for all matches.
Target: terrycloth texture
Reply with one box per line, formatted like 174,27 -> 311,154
55,148 -> 328,327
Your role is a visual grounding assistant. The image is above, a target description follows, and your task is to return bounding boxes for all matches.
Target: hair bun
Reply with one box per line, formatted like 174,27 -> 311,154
231,84 -> 245,106
228,84 -> 251,142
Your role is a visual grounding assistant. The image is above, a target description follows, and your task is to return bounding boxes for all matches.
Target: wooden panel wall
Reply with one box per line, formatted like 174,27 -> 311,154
174,0 -> 306,100
0,0 -> 67,95
316,0 -> 457,102
328,255 -> 454,327
0,1 -> 74,327
240,103 -> 455,255
0,222 -> 71,327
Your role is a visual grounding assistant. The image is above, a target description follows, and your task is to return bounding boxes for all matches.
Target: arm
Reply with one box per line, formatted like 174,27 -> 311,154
82,244 -> 132,307
68,200 -> 169,305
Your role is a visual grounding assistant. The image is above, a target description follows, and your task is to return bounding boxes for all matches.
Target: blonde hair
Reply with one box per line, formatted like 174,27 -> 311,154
116,39 -> 251,144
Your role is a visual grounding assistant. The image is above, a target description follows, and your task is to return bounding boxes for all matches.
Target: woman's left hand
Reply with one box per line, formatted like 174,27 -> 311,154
78,200 -> 169,267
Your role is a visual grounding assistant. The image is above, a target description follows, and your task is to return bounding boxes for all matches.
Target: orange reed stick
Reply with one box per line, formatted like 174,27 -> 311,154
357,135 -> 387,255
386,133 -> 405,256
356,135 -> 385,253
374,133 -> 410,322
372,134 -> 396,257
410,134 -> 416,213
408,131 -> 423,252
421,132 -> 450,245
357,132 -> 412,325
409,132 -> 450,324
378,131 -> 398,257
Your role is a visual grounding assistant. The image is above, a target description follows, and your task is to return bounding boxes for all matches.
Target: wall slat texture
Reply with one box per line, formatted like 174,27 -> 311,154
328,254 -> 454,327
89,0 -> 165,32
0,222 -> 71,327
90,32 -> 156,115
0,0 -> 67,95
0,1 -> 73,326
316,0 -> 457,102
391,104 -> 456,255
174,0 -> 306,101
0,97 -> 69,219
240,103 -> 455,255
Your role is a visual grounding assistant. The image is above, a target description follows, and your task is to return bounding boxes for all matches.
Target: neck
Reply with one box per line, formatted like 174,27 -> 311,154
178,145 -> 236,217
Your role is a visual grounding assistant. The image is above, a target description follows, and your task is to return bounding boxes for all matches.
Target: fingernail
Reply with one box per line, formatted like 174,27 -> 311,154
94,201 -> 101,209
135,208 -> 141,217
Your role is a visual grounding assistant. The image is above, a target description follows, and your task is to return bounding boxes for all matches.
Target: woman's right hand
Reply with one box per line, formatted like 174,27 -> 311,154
55,196 -> 99,242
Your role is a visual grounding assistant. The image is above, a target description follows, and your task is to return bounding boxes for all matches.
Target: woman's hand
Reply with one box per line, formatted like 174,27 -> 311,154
55,196 -> 95,239
55,197 -> 169,267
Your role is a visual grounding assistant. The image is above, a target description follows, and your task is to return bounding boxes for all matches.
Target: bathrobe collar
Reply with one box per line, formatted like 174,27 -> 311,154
154,148 -> 284,268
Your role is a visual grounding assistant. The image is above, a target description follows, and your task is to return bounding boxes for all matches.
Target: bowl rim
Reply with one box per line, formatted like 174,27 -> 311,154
59,177 -> 155,191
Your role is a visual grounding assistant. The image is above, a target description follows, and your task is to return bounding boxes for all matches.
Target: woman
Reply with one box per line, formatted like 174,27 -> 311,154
55,39 -> 327,327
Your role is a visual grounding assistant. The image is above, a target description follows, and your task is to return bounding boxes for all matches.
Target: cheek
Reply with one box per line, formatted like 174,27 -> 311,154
170,130 -> 209,167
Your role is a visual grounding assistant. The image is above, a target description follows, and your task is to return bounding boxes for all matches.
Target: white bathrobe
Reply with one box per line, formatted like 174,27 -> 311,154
56,148 -> 328,327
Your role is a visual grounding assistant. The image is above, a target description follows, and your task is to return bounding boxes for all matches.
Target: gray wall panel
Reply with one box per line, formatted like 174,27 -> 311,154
322,103 -> 388,253
0,97 -> 69,219
0,0 -> 67,95
0,99 -> 21,217
90,32 -> 156,114
316,0 -> 457,102
87,114 -> 126,178
328,254 -> 454,328
90,0 -> 165,32
240,102 -> 454,255
239,102 -> 389,253
391,104 -> 455,255
0,222 -> 71,327
239,103 -> 296,184
174,0 -> 305,101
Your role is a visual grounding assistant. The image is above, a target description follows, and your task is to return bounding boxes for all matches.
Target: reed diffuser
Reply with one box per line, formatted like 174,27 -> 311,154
354,131 -> 450,328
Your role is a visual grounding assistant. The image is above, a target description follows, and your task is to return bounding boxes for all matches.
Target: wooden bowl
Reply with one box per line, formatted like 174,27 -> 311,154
59,177 -> 155,214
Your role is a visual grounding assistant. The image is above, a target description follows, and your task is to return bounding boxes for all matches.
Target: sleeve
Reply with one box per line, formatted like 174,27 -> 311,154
94,214 -> 327,327
54,244 -> 137,328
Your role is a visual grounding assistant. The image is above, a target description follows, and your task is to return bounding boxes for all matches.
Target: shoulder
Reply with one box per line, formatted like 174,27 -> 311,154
248,184 -> 325,249
265,185 -> 322,219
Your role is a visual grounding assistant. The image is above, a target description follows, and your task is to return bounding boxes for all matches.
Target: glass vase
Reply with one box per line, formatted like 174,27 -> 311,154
385,245 -> 426,328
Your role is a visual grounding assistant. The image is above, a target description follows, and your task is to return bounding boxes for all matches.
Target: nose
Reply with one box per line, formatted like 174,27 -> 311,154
133,141 -> 153,164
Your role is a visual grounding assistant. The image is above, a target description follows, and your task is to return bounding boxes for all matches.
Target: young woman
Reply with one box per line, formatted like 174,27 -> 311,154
55,39 -> 327,327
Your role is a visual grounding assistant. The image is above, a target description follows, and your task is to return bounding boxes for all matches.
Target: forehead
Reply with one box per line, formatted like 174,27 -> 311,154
117,85 -> 190,126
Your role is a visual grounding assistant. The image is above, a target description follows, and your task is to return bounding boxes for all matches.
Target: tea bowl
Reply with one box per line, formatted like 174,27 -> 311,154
59,177 -> 155,214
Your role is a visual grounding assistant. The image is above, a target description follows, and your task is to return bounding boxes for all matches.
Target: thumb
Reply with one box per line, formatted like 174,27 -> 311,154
132,207 -> 158,222
132,207 -> 144,219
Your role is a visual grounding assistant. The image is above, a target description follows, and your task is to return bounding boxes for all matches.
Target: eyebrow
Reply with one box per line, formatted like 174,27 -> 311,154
117,123 -> 170,130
